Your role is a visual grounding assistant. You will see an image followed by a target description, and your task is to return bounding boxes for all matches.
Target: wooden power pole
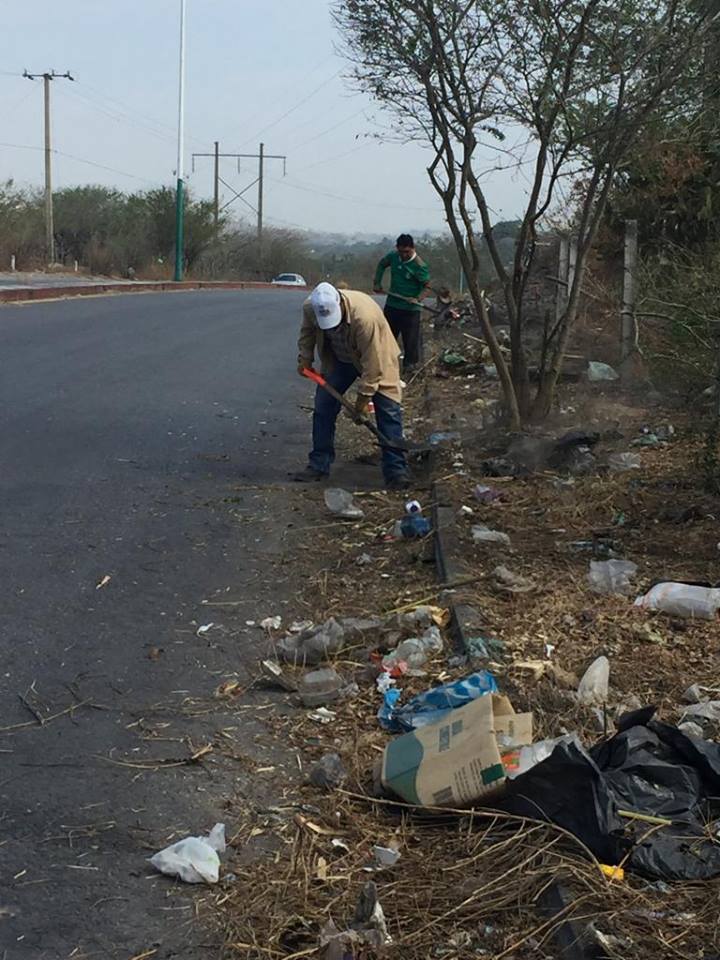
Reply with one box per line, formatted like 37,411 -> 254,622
23,69 -> 74,264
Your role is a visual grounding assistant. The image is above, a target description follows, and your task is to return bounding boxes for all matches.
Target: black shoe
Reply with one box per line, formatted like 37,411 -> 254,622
385,475 -> 411,490
291,466 -> 328,483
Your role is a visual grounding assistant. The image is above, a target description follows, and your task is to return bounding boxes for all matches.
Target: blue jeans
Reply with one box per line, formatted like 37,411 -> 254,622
309,361 -> 408,482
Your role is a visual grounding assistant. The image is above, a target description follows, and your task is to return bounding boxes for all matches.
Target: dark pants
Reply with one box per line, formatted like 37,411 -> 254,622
308,361 -> 408,482
384,304 -> 422,368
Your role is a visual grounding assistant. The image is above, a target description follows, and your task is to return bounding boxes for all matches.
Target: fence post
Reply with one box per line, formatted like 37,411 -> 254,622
621,219 -> 638,363
555,237 -> 570,323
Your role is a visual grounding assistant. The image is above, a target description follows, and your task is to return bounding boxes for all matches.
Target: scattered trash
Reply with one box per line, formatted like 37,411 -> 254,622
466,635 -> 506,662
635,582 -> 720,620
577,655 -> 610,704
472,524 -> 511,546
356,552 -> 373,566
381,625 -> 444,675
440,349 -> 467,366
95,574 -> 112,590
309,753 -> 347,791
608,452 -> 642,473
587,360 -> 619,381
482,363 -> 498,379
491,565 -> 534,594
196,623 -> 214,636
259,659 -> 297,692
681,701 -> 720,724
588,559 -> 638,596
396,514 -> 432,538
480,457 -> 517,477
215,680 -> 242,698
308,707 -> 337,724
324,487 -> 364,520
405,498 -> 422,515
504,734 -> 580,779
377,688 -> 402,728
387,670 -> 499,732
678,720 -> 705,738
382,693 -> 532,805
365,845 -> 401,871
319,880 -> 392,956
259,615 -> 282,631
428,430 -> 461,446
149,823 -> 226,885
502,707 -> 720,880
276,617 -> 346,664
298,668 -> 344,708
289,619 -> 314,633
458,504 -> 474,516
474,483 -> 502,503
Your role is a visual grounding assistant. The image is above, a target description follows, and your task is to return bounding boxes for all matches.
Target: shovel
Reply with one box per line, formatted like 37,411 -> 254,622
301,368 -> 429,454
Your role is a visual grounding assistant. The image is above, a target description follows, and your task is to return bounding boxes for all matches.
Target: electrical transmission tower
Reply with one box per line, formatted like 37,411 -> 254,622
191,142 -> 286,242
23,69 -> 74,264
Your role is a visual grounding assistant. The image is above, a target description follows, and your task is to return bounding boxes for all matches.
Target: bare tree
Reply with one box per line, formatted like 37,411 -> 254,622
333,0 -> 715,425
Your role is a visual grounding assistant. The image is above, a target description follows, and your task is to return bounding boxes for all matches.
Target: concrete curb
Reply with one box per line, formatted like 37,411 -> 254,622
0,280 -> 308,305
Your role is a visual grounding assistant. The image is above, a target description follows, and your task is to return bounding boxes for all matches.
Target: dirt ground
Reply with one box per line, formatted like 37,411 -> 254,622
197,317 -> 720,960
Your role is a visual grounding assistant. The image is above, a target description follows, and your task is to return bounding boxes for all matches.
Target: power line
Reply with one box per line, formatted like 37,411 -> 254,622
0,141 -> 158,185
56,85 -> 179,148
234,69 -> 341,150
293,141 -> 372,175
288,107 -> 368,151
268,175 -> 442,213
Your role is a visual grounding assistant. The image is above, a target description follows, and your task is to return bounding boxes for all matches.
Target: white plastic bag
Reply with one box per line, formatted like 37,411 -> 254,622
577,655 -> 610,704
634,583 -> 720,620
472,524 -> 511,546
149,823 -> 226,884
588,559 -> 638,596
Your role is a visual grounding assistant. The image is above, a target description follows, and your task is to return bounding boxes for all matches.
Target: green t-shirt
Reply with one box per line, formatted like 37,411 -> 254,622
374,250 -> 430,312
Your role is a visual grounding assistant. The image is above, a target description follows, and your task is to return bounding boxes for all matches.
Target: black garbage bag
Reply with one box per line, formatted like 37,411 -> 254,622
501,707 -> 720,881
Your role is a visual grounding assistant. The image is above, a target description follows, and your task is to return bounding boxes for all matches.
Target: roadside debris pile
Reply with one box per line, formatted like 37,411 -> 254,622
209,359 -> 720,957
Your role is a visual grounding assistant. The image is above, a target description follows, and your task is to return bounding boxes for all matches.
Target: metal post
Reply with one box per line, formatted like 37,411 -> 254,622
43,74 -> 54,264
555,237 -> 570,322
258,142 -> 264,242
174,0 -> 187,282
621,219 -> 638,362
213,140 -> 219,235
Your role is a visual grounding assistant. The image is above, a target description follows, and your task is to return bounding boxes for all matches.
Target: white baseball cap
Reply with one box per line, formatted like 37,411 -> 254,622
310,282 -> 342,330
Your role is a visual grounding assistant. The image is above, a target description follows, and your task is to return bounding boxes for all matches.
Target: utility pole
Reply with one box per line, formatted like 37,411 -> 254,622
191,143 -> 286,243
258,142 -> 265,242
213,140 -> 219,233
23,69 -> 74,264
174,0 -> 187,282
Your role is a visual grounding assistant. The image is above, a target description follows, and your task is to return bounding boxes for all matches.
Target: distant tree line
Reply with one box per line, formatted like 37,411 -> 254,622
0,178 -> 518,290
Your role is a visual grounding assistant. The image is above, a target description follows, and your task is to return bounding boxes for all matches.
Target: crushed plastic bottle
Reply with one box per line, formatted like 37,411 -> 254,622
588,559 -> 638,596
608,452 -> 642,473
298,667 -> 344,707
324,488 -> 364,519
635,583 -> 720,620
577,655 -> 610,704
382,625 -> 443,673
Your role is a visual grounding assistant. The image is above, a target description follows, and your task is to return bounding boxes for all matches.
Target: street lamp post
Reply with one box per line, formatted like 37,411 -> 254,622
174,0 -> 187,282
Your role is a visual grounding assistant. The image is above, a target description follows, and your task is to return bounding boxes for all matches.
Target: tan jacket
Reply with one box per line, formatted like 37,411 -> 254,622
297,289 -> 403,403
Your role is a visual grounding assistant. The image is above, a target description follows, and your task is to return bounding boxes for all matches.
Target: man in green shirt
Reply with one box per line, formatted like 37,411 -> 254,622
373,233 -> 430,372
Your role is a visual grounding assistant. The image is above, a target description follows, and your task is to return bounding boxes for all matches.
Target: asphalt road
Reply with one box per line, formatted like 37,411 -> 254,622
0,290 -> 315,959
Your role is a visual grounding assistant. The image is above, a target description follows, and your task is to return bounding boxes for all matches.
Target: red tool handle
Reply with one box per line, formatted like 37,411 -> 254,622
302,367 -> 326,386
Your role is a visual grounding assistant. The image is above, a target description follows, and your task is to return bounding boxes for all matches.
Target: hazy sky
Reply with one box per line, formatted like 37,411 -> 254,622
0,0 -> 528,235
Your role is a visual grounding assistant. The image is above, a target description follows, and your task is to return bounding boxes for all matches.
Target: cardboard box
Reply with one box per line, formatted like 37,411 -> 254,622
381,693 -> 532,807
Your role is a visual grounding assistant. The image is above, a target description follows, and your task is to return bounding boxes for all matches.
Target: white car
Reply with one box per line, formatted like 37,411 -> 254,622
271,272 -> 307,287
